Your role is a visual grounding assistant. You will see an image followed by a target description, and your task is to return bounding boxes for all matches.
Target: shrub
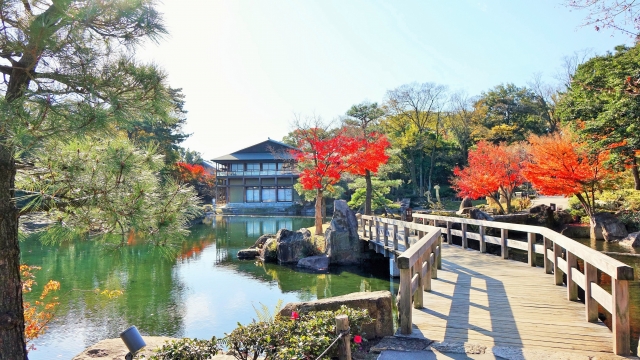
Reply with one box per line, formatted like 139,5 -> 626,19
618,211 -> 640,232
221,305 -> 373,360
145,337 -> 220,360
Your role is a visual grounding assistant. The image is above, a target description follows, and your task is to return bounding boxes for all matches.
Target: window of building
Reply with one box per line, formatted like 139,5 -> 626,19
278,186 -> 293,202
262,187 -> 276,202
231,163 -> 243,171
246,187 -> 260,202
263,163 -> 276,170
246,163 -> 260,171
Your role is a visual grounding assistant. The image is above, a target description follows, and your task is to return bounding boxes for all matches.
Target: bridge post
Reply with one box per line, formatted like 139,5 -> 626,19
368,220 -> 373,241
543,237 -> 553,274
383,223 -> 389,248
414,256 -> 424,308
461,223 -> 467,249
527,233 -> 536,267
553,243 -> 563,286
375,220 -> 381,243
389,255 -> 400,278
613,279 -> 630,355
446,221 -> 451,243
424,252 -> 432,291
566,251 -> 578,301
399,266 -> 412,335
403,225 -> 410,249
585,262 -> 598,322
479,225 -> 486,253
501,229 -> 509,259
393,224 -> 399,251
436,236 -> 442,270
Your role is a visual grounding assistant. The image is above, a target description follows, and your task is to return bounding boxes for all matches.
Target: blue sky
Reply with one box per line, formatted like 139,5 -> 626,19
139,0 -> 632,159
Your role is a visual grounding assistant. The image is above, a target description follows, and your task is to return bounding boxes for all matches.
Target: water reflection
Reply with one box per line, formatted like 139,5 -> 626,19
22,216 -> 396,360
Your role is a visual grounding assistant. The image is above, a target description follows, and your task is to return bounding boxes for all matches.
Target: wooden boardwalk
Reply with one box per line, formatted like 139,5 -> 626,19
358,214 -> 635,355
408,243 -> 615,353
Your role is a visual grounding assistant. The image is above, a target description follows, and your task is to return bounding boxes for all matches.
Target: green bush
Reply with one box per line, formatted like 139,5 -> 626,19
221,305 -> 372,360
618,211 -> 640,232
144,337 -> 220,360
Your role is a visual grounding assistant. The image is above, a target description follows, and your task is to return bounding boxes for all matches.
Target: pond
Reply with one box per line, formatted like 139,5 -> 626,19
21,216 -> 398,360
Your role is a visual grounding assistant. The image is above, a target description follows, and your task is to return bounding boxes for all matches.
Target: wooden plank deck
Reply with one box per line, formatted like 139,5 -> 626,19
407,243 -> 615,353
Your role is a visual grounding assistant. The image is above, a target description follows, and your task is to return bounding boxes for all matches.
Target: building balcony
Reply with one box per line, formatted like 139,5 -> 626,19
216,170 -> 299,177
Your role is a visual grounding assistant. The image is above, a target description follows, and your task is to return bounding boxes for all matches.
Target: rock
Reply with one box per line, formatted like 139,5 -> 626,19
260,237 -> 278,262
279,290 -> 393,340
370,336 -> 433,352
618,232 -> 640,248
457,197 -> 473,214
73,336 -> 175,359
468,208 -> 494,221
324,200 -> 362,265
561,224 -> 591,238
528,204 -> 548,214
592,212 -> 628,241
276,228 -> 314,264
492,213 -> 530,224
237,248 -> 260,259
297,254 -> 329,271
251,233 -> 275,249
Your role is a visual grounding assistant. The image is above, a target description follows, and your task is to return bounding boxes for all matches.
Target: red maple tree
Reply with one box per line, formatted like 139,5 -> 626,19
451,141 -> 527,214
174,162 -> 216,200
291,128 -> 389,235
522,129 -> 616,224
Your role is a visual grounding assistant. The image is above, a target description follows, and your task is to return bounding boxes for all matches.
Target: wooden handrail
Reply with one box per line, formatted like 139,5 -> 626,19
411,212 -> 634,356
359,215 -> 441,336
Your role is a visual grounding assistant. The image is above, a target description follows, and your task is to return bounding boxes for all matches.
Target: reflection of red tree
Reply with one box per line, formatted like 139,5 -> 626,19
178,235 -> 216,261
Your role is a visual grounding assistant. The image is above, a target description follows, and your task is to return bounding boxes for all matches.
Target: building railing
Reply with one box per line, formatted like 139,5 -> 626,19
359,215 -> 442,335
411,213 -> 635,356
216,170 -> 299,177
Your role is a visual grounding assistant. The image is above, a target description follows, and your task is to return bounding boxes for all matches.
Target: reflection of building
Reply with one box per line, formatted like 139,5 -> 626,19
211,139 -> 300,213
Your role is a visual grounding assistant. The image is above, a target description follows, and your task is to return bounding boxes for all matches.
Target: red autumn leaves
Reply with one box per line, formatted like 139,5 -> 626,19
290,128 -> 390,192
451,128 -> 616,215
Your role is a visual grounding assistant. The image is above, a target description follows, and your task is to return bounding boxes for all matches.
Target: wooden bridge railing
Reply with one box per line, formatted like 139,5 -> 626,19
360,215 -> 442,336
411,213 -> 635,356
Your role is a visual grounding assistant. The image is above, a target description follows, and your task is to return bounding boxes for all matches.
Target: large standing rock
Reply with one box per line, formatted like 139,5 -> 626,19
276,228 -> 314,264
468,208 -> 494,221
297,254 -> 330,271
592,212 -> 628,241
324,200 -> 362,265
618,232 -> 640,248
279,291 -> 393,340
260,237 -> 278,262
457,197 -> 473,214
251,233 -> 275,249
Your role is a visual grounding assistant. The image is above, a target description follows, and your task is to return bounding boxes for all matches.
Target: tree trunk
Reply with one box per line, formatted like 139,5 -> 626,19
632,157 -> 640,191
315,189 -> 324,235
0,142 -> 28,359
364,170 -> 372,215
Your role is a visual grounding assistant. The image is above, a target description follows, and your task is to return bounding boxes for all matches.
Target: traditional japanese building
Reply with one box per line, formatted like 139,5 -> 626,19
210,139 -> 300,212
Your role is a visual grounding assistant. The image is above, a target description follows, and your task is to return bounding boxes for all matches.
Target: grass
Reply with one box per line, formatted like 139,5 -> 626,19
438,199 -> 485,211
306,223 -> 330,253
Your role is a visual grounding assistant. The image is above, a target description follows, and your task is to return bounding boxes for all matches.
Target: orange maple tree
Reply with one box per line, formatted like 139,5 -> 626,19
451,141 -> 527,214
174,162 -> 216,201
291,128 -> 389,235
522,129 -> 616,222
21,265 -> 60,351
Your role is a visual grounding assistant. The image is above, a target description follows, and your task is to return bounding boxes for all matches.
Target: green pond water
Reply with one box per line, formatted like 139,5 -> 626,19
21,216 -> 398,360
20,216 -> 640,358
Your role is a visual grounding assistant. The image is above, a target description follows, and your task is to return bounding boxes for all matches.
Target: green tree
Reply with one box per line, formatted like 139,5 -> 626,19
0,1 -> 186,357
343,101 -> 386,215
557,44 -> 640,190
384,82 -> 447,196
125,87 -> 190,165
475,83 -> 550,143
347,177 -> 401,213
